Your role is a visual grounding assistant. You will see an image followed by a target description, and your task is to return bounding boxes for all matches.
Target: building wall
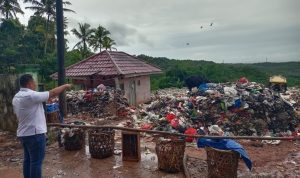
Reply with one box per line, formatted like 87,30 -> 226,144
120,75 -> 151,105
71,75 -> 151,105
0,75 -> 19,132
72,78 -> 115,89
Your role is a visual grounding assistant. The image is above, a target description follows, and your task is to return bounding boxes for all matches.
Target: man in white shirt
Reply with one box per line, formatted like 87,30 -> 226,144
13,74 -> 71,178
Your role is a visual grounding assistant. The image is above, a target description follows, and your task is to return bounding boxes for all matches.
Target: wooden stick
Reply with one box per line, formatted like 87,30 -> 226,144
47,123 -> 300,141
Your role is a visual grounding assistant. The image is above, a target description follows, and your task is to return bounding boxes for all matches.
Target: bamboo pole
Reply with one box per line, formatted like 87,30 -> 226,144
47,123 -> 300,141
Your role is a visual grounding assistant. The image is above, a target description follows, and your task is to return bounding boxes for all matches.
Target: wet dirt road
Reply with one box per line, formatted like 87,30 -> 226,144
1,130 -> 300,178
185,140 -> 300,178
0,130 -> 185,178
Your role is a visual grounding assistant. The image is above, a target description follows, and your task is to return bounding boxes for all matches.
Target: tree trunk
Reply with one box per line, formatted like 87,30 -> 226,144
99,39 -> 102,52
44,15 -> 50,55
83,40 -> 87,57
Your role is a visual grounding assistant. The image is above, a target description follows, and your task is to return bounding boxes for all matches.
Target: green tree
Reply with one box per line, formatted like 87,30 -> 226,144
89,25 -> 110,52
102,36 -> 116,51
23,15 -> 50,61
0,0 -> 24,19
71,23 -> 94,57
166,65 -> 187,81
0,19 -> 24,72
65,49 -> 82,67
24,0 -> 74,55
39,52 -> 57,82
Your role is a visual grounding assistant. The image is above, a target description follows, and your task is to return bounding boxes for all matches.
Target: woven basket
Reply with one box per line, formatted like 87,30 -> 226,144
63,129 -> 85,151
46,112 -> 60,123
155,138 -> 186,173
205,147 -> 239,178
88,129 -> 115,159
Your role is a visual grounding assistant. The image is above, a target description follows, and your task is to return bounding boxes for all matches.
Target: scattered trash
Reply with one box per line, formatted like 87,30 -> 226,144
133,81 -> 300,137
141,123 -> 153,130
144,148 -> 152,155
66,87 -> 130,118
113,165 -> 122,169
114,149 -> 122,155
185,128 -> 197,142
56,169 -> 66,177
262,136 -> 281,145
64,80 -> 300,139
9,158 -> 20,162
208,125 -> 223,136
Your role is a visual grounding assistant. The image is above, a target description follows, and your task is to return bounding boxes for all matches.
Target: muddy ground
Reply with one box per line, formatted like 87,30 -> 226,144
1,127 -> 300,178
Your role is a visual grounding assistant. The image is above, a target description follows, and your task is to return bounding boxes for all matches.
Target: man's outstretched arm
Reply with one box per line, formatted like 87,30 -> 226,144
49,84 -> 72,98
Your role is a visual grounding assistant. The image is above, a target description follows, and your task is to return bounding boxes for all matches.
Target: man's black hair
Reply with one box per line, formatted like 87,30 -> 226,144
19,74 -> 34,88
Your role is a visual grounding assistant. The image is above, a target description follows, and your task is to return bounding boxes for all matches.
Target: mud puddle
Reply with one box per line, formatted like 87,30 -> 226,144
43,143 -> 185,178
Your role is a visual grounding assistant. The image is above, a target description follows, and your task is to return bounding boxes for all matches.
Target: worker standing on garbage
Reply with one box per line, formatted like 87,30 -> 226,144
12,74 -> 72,178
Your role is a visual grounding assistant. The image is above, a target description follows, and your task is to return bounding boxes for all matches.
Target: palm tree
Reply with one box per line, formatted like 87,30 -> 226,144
0,0 -> 24,19
102,36 -> 116,51
71,23 -> 94,57
63,17 -> 69,35
89,25 -> 110,52
24,0 -> 74,55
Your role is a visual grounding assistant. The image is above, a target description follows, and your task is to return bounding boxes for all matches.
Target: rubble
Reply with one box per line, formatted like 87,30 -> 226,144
66,87 -> 130,119
63,80 -> 299,137
281,86 -> 300,111
134,80 -> 300,136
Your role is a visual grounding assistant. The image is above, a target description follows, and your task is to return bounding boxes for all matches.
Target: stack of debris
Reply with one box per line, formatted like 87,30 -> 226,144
134,79 -> 300,136
63,79 -> 299,137
281,87 -> 300,112
66,90 -> 86,115
66,87 -> 130,119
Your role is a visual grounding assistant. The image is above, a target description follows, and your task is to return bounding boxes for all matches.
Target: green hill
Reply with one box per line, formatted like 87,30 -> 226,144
138,55 -> 300,90
233,62 -> 300,86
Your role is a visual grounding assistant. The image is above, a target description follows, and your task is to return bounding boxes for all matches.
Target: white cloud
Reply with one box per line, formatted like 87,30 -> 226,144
18,0 -> 300,63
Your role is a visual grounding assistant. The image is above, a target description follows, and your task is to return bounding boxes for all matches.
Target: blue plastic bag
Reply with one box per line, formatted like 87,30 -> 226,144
198,83 -> 208,92
46,103 -> 59,113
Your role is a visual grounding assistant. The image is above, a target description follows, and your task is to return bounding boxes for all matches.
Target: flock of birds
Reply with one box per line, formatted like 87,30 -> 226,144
186,22 -> 214,46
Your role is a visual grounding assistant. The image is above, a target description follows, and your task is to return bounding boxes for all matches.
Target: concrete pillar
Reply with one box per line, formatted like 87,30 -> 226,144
115,77 -> 120,89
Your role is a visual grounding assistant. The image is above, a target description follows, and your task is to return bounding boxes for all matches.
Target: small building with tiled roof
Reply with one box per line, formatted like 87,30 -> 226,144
51,50 -> 162,105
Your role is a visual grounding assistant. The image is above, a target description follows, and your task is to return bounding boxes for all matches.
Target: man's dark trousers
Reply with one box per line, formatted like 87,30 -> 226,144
19,134 -> 46,178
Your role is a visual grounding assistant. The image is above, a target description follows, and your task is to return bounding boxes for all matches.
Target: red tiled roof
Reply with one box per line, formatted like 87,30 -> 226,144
51,51 -> 162,78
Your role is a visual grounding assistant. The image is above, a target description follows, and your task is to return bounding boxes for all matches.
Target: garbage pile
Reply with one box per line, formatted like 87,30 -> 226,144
281,87 -> 300,112
134,79 -> 300,136
66,87 -> 129,118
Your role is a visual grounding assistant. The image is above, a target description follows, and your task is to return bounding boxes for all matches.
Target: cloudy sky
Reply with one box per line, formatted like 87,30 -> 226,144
18,0 -> 300,63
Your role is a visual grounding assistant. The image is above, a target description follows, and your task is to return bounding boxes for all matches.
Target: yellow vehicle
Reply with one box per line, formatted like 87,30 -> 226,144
269,75 -> 287,92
